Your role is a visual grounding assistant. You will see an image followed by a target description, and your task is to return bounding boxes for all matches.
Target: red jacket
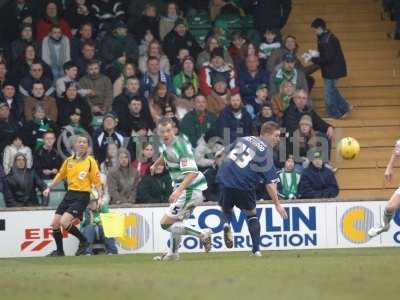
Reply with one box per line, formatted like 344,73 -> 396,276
132,160 -> 153,177
36,18 -> 72,41
199,62 -> 239,97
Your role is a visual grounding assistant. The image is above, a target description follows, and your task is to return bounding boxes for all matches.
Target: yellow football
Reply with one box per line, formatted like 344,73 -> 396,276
338,137 -> 360,160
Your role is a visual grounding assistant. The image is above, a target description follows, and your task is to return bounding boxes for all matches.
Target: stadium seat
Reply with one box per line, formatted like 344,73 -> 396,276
48,191 -> 66,209
0,193 -> 5,208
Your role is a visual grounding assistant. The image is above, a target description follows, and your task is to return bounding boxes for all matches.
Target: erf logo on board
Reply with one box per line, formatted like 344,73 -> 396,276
340,206 -> 374,244
20,228 -> 68,252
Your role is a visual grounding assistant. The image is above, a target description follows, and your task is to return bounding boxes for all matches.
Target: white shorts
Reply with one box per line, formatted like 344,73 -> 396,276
166,189 -> 204,220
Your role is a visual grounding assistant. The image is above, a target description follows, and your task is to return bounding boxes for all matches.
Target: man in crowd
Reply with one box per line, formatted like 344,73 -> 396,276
24,82 -> 58,122
19,62 -> 54,97
34,131 -> 62,180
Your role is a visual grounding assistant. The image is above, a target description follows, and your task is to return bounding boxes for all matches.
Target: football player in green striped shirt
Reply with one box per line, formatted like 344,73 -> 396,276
152,117 -> 212,261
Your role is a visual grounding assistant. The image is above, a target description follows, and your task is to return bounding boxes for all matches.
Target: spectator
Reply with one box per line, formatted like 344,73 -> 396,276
298,150 -> 339,199
136,163 -> 172,204
149,82 -> 177,123
117,96 -> 154,137
173,56 -> 199,96
277,155 -> 301,200
0,103 -> 19,154
125,123 -> 154,161
0,62 -> 9,90
100,20 -> 139,68
140,56 -> 175,98
268,35 -> 317,91
216,93 -> 252,143
59,108 -> 88,157
199,47 -> 238,97
159,1 -> 181,40
228,31 -> 247,67
180,94 -> 217,147
162,17 -> 202,66
36,1 -> 72,41
207,78 -> 232,117
22,104 -> 57,151
3,133 -> 33,175
19,61 -> 54,97
34,131 -> 62,180
248,0 -> 292,34
93,113 -> 124,163
24,81 -> 58,122
11,24 -> 38,64
270,52 -> 308,97
175,82 -> 196,120
197,35 -> 233,70
283,89 -> 334,138
0,0 -> 33,42
79,59 -> 113,114
130,3 -> 160,43
4,153 -> 47,207
210,0 -> 243,21
238,55 -> 269,116
64,0 -> 96,32
81,198 -> 118,255
194,132 -> 224,170
112,77 -> 145,117
76,41 -> 100,77
91,0 -> 126,34
251,84 -> 270,119
271,80 -> 295,121
259,29 -> 282,64
107,148 -> 140,205
235,42 -> 259,71
41,25 -> 71,80
56,62 -> 87,98
113,62 -> 139,98
100,143 -> 118,175
138,40 -> 170,75
57,82 -> 93,130
132,142 -> 155,178
252,103 -> 278,135
171,48 -> 190,76
70,22 -> 96,61
310,18 -> 352,119
0,82 -> 24,126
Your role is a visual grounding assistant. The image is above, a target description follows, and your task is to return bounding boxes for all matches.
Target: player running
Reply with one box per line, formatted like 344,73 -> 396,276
44,134 -> 103,256
217,122 -> 288,256
368,140 -> 400,238
152,118 -> 212,261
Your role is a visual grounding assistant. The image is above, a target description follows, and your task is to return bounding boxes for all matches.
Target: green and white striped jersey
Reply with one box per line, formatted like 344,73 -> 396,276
160,135 -> 208,191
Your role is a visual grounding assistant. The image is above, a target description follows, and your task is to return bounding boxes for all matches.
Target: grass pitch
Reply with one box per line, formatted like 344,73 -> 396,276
1,248 -> 399,300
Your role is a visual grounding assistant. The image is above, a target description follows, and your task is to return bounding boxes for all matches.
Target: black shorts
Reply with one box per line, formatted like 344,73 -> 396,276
219,186 -> 257,211
55,191 -> 90,220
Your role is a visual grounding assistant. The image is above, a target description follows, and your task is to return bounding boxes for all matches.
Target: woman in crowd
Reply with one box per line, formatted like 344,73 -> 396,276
36,1 -> 72,41
132,142 -> 155,178
149,82 -> 177,122
3,133 -> 33,175
139,40 -> 170,75
107,148 -> 140,205
11,24 -> 38,64
113,62 -> 140,98
196,35 -> 232,70
4,153 -> 47,207
271,80 -> 295,121
100,143 -> 119,175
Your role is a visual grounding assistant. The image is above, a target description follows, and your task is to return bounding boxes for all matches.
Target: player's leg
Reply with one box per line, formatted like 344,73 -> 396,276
369,191 -> 400,237
219,186 -> 234,248
60,212 -> 89,255
47,214 -> 64,256
243,208 -> 261,256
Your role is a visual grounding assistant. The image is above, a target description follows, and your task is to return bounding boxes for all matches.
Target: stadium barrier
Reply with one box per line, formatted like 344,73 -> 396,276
0,198 -> 399,258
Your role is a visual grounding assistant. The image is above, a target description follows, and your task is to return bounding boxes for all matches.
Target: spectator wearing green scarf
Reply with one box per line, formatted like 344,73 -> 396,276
278,156 -> 301,200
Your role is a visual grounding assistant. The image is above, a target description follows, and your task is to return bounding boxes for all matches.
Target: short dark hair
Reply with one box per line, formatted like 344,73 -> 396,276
311,18 -> 327,29
147,56 -> 160,64
87,59 -> 100,68
82,40 -> 96,49
63,61 -> 77,71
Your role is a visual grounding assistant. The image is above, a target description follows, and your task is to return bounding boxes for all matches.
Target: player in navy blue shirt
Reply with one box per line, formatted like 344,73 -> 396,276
217,122 -> 288,256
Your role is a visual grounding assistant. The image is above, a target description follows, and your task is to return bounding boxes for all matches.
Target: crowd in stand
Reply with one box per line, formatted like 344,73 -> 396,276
0,0 -> 340,208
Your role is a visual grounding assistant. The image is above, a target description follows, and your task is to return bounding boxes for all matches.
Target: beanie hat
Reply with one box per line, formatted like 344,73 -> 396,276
174,17 -> 187,28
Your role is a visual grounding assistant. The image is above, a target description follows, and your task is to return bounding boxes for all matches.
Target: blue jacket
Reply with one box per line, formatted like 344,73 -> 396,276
217,106 -> 253,143
298,164 -> 339,199
140,71 -> 175,99
238,68 -> 269,113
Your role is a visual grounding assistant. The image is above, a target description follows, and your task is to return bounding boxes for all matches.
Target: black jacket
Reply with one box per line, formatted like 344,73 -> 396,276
4,168 -> 47,207
34,147 -> 63,180
246,0 -> 292,32
130,15 -> 160,43
312,31 -> 347,79
56,95 -> 93,130
282,100 -> 331,134
0,94 -> 24,126
136,172 -> 172,204
0,118 -> 19,155
216,106 -> 253,143
93,129 -> 125,163
298,163 -> 339,199
117,110 -> 154,137
163,30 -> 202,66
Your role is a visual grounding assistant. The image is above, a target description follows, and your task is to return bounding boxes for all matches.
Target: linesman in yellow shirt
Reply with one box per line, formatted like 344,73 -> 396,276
43,134 -> 103,256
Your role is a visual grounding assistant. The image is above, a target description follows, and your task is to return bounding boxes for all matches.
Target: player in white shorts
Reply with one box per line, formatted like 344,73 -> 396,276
151,117 -> 212,261
368,140 -> 400,237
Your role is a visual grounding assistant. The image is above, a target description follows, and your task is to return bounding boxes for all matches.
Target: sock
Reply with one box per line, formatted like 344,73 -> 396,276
222,210 -> 234,225
383,208 -> 394,227
247,215 -> 261,253
168,233 -> 181,255
168,222 -> 202,237
52,228 -> 64,253
66,224 -> 87,243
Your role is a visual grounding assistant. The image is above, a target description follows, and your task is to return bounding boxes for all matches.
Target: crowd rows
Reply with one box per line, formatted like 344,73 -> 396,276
0,0 -> 339,208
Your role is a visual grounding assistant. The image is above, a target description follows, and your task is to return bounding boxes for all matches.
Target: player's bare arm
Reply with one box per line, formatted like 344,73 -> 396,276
169,172 -> 199,203
266,182 -> 288,219
385,151 -> 398,184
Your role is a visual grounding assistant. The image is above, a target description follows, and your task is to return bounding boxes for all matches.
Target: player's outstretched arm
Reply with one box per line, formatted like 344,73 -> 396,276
266,183 -> 288,219
169,172 -> 199,203
385,151 -> 398,184
43,161 -> 68,197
